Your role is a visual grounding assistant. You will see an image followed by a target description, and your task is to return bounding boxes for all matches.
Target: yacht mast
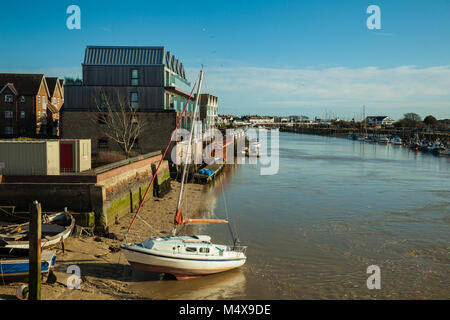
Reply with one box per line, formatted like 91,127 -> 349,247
172,70 -> 204,236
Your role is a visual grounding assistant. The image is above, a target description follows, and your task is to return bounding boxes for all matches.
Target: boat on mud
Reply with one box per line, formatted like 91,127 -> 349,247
0,210 -> 75,251
0,250 -> 56,278
121,70 -> 247,280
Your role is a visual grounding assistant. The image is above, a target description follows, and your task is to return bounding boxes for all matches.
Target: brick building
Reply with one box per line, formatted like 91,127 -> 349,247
0,74 -> 63,138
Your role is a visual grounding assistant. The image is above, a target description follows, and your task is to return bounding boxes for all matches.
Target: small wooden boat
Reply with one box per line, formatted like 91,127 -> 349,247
0,250 -> 56,278
0,211 -> 75,250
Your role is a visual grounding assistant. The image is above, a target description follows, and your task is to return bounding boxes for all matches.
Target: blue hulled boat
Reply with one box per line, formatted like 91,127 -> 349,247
0,250 -> 56,278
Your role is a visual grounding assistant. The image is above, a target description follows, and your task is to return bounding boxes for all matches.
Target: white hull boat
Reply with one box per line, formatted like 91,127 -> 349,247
121,236 -> 246,280
122,70 -> 247,280
391,136 -> 403,145
378,136 -> 390,144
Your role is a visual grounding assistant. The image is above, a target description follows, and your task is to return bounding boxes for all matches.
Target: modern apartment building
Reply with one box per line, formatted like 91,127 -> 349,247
62,46 -> 198,154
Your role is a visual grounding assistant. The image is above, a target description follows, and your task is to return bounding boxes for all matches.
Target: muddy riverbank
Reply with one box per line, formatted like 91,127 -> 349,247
0,181 -> 207,300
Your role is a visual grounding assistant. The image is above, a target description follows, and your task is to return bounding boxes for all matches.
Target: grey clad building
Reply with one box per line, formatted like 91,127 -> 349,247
62,46 -> 199,155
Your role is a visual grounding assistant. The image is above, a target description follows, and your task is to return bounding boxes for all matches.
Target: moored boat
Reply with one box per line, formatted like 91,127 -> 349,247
0,250 -> 56,278
430,141 -> 445,154
0,211 -> 75,251
378,135 -> 390,144
121,236 -> 246,280
121,70 -> 247,280
391,136 -> 403,145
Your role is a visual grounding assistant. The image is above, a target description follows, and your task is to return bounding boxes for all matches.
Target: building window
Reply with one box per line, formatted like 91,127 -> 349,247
20,111 -> 26,119
4,111 -> 13,119
4,95 -> 13,103
4,127 -> 13,135
38,96 -> 41,103
98,139 -> 108,149
20,96 -> 25,103
131,69 -> 139,86
42,96 -> 46,110
130,92 -> 138,109
38,111 -> 41,119
165,71 -> 170,86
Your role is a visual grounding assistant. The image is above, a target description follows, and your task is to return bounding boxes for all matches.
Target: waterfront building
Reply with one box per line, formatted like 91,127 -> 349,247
63,46 -> 196,155
199,94 -> 218,131
244,116 -> 274,124
0,73 -> 63,138
218,115 -> 235,125
366,116 -> 394,127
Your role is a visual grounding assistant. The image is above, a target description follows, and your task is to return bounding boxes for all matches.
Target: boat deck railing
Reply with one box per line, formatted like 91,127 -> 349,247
229,246 -> 247,254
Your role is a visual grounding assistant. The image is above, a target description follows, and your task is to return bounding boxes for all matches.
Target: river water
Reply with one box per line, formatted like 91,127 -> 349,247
130,132 -> 450,299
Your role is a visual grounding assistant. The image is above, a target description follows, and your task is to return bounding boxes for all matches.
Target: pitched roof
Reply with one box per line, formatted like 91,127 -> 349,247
367,116 -> 391,121
0,83 -> 18,95
83,46 -> 186,79
46,77 -> 62,97
0,73 -> 46,96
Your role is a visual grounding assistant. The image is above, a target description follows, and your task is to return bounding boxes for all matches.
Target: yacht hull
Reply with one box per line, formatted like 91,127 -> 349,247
121,245 -> 246,280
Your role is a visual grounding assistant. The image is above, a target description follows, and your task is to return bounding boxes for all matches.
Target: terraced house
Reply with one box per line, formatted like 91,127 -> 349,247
63,46 -> 199,155
0,74 -> 63,138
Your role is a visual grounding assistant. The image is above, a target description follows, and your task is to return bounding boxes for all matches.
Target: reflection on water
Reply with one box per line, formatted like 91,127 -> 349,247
129,268 -> 247,300
130,133 -> 450,299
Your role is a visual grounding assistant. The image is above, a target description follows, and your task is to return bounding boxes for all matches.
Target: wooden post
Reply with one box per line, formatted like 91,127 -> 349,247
129,190 -> 133,213
29,200 -> 41,300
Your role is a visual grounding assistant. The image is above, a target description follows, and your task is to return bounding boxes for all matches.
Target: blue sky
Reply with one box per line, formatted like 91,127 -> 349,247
1,0 -> 449,119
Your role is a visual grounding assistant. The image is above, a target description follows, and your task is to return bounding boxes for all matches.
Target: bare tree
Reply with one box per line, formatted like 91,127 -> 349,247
92,89 -> 146,158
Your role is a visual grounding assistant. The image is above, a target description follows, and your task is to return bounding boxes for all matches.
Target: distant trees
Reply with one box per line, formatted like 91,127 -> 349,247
394,113 -> 424,128
393,113 -> 446,130
423,115 -> 439,128
64,77 -> 82,85
404,113 -> 422,122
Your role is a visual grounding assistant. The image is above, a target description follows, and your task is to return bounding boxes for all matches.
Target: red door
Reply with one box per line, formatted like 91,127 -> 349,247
60,143 -> 73,171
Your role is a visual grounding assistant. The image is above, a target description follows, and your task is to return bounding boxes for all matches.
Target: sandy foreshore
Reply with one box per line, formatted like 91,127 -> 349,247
0,181 -> 207,300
